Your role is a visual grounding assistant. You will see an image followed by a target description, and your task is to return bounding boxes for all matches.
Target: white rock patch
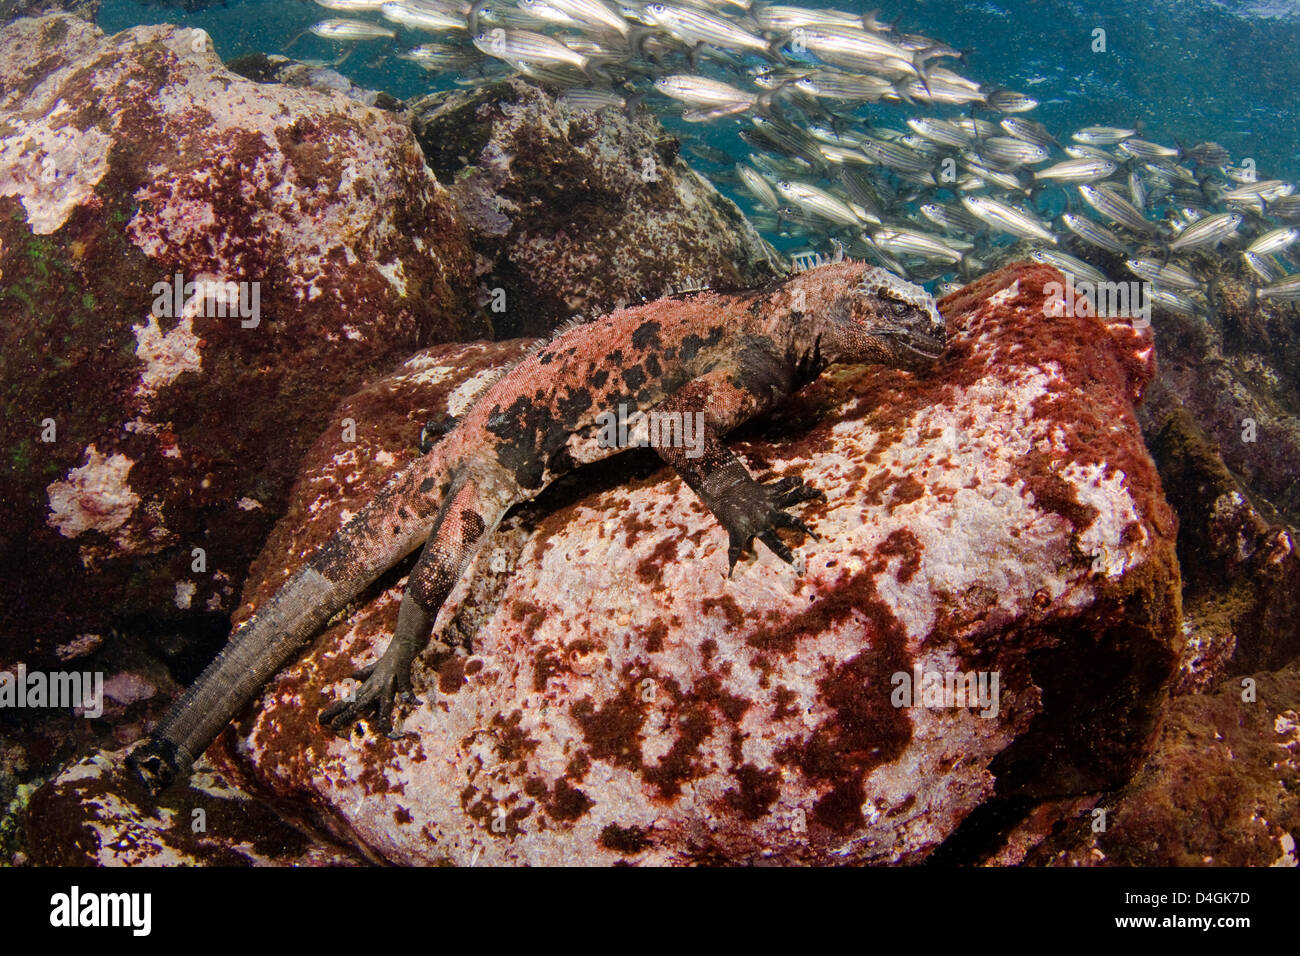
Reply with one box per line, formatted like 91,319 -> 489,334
46,446 -> 140,540
132,312 -> 202,396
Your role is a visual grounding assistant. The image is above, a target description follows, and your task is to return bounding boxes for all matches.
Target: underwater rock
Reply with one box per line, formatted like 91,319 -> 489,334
1142,404 -> 1300,687
1139,273 -> 1300,677
408,78 -> 785,339
0,0 -> 95,28
24,751 -> 367,865
205,261 -> 1181,865
1017,654 -> 1300,867
0,15 -> 480,667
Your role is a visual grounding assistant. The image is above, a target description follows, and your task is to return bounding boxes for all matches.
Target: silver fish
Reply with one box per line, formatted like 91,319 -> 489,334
641,3 -> 770,55
986,89 -> 1038,113
314,0 -> 388,10
546,0 -> 628,34
978,136 -> 1050,168
1059,212 -> 1130,255
1078,184 -> 1159,235
473,28 -> 591,70
1071,126 -> 1135,146
774,180 -> 866,227
858,136 -> 934,174
1029,249 -> 1108,287
794,71 -> 894,102
1258,274 -> 1300,301
1241,251 -> 1284,284
919,202 -> 984,235
1125,258 -> 1201,292
381,0 -> 468,30
960,159 -> 1024,193
751,5 -> 866,32
1127,169 -> 1146,211
558,87 -> 626,111
961,195 -> 1055,243
654,74 -> 756,108
793,26 -> 928,79
1034,157 -> 1117,183
872,227 -> 967,263
906,117 -> 972,149
309,18 -> 398,39
1247,228 -> 1300,256
1000,117 -> 1057,149
736,165 -> 778,209
1167,210 -> 1243,252
1116,138 -> 1179,161
1150,288 -> 1204,317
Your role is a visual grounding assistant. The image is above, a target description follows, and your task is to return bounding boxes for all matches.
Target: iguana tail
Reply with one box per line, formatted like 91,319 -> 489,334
126,455 -> 454,795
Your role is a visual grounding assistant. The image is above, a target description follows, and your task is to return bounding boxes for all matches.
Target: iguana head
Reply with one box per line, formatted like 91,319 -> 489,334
829,267 -> 947,371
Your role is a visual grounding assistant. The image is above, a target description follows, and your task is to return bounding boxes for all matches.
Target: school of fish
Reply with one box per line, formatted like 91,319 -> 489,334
291,0 -> 1300,310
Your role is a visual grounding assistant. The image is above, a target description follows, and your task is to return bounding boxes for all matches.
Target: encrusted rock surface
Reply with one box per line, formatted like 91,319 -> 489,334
0,0 -> 94,28
409,78 -> 786,339
0,15 -> 480,667
175,261 -> 1183,865
23,751 -> 366,866
1134,275 -> 1300,680
1012,654 -> 1300,867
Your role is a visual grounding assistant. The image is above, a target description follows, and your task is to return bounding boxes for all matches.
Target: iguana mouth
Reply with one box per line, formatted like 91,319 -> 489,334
878,327 -> 946,360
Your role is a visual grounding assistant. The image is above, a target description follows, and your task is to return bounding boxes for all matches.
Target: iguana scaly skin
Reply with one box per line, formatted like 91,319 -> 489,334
127,262 -> 945,794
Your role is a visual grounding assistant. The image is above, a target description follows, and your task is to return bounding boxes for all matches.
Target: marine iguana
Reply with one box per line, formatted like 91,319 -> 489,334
127,262 -> 946,795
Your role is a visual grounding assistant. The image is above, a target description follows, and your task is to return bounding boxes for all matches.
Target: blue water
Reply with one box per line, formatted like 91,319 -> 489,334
96,0 -> 1300,264
97,0 -> 1300,183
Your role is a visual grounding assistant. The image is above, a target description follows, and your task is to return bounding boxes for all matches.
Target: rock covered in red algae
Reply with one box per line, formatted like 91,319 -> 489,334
408,78 -> 786,339
0,14 -> 480,667
199,261 -> 1180,866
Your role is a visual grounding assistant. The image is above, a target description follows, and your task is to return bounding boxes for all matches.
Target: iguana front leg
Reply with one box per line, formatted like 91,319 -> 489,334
320,476 -> 501,735
651,373 -> 824,572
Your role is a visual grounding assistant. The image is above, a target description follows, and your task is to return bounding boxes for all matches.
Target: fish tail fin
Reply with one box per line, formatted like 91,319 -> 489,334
628,25 -> 657,62
582,58 -> 614,85
911,53 -> 934,96
468,0 -> 489,35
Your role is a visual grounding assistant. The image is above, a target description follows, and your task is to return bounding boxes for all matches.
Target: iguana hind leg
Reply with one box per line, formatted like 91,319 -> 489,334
320,477 -> 501,736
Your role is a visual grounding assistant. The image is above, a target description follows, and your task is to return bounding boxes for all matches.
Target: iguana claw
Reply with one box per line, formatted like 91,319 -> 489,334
720,475 -> 824,574
319,655 -> 413,736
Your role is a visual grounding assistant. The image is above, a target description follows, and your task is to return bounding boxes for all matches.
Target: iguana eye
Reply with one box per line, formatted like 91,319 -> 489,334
891,300 -> 909,316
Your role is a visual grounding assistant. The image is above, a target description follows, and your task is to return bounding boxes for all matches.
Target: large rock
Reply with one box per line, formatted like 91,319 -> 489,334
191,261 -> 1181,865
1014,653 -> 1300,867
409,78 -> 786,339
0,15 -> 481,668
1137,268 -> 1300,677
